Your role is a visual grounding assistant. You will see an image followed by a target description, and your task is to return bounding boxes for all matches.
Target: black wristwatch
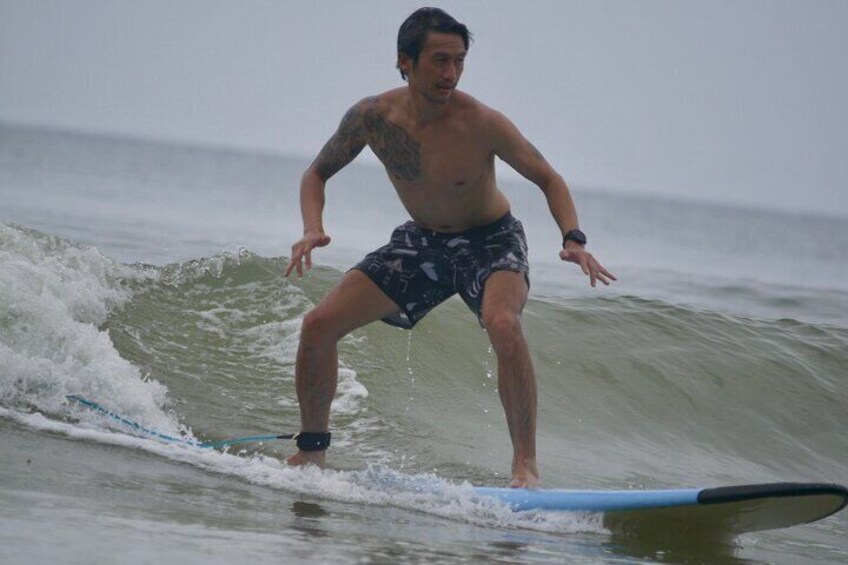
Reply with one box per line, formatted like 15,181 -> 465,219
563,229 -> 587,246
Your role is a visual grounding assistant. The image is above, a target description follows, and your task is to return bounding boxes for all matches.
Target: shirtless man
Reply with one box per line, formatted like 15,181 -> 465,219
284,8 -> 614,487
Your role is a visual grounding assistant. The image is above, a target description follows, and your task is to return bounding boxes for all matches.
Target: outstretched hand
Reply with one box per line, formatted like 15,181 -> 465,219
560,243 -> 616,287
285,230 -> 332,278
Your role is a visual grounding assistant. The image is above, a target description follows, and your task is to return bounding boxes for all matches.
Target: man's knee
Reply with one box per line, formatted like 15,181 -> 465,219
300,306 -> 344,346
482,309 -> 524,353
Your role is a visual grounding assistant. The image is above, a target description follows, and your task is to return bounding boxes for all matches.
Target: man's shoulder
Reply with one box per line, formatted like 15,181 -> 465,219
350,88 -> 404,113
452,92 -> 510,131
452,92 -> 505,120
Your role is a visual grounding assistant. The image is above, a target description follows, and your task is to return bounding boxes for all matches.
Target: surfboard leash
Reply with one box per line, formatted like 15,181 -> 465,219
65,394 -> 300,449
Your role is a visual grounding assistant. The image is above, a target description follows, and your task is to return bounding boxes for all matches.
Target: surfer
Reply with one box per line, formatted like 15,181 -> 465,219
284,7 -> 615,487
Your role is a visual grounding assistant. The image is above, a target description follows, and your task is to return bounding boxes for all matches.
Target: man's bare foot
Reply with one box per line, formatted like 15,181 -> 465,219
286,450 -> 326,468
510,459 -> 540,488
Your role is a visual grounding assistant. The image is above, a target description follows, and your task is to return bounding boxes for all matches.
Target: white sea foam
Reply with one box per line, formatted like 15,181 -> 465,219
0,224 -> 184,437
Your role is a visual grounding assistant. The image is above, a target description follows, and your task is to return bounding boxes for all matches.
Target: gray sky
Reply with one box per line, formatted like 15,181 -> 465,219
2,0 -> 846,217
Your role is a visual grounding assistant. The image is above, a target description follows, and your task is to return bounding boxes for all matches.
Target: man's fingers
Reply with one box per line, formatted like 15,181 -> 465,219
598,264 -> 617,282
284,252 -> 298,278
285,244 -> 305,278
592,261 -> 616,286
284,258 -> 299,278
560,248 -> 616,287
284,236 -> 327,279
579,255 -> 591,276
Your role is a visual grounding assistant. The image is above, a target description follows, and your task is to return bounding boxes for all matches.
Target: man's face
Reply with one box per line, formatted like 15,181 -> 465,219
402,31 -> 467,105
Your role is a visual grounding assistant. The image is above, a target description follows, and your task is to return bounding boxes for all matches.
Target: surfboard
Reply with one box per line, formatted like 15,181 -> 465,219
474,482 -> 847,538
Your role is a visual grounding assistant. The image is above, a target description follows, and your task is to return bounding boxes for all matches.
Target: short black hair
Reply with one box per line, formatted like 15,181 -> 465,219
396,7 -> 471,80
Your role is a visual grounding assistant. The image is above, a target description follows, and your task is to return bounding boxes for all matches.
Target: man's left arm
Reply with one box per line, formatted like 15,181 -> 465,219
488,111 -> 616,287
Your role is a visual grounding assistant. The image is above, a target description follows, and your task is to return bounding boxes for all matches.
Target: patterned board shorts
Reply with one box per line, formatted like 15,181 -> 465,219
352,212 -> 530,328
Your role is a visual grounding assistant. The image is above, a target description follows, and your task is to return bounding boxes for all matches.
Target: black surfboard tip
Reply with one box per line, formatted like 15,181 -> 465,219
697,482 -> 848,517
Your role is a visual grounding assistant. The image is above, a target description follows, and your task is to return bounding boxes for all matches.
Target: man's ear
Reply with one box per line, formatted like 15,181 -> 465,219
398,54 -> 413,79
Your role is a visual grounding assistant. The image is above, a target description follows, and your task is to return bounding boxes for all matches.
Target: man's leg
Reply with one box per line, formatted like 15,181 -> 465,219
287,269 -> 400,467
480,270 -> 539,488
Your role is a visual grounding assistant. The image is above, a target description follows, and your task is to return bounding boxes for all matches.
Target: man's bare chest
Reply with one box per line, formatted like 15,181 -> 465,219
365,116 -> 490,185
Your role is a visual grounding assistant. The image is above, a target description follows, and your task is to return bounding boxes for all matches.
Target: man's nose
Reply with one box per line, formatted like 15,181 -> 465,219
444,63 -> 458,82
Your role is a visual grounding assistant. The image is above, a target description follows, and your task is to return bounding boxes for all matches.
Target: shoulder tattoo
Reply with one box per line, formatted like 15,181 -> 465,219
363,103 -> 421,181
312,103 -> 367,181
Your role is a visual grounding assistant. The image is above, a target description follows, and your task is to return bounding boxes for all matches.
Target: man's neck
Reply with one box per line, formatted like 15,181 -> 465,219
405,87 -> 451,126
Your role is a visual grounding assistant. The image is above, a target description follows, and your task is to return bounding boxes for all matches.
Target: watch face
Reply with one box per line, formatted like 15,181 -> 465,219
566,229 -> 587,245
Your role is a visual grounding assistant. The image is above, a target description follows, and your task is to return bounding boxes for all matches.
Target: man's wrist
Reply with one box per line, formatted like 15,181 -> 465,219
563,240 -> 585,253
562,229 -> 587,247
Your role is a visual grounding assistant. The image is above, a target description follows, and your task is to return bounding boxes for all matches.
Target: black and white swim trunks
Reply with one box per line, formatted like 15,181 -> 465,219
352,212 -> 529,329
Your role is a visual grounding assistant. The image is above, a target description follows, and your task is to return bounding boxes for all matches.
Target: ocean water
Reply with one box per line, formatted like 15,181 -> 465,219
1,123 -> 846,564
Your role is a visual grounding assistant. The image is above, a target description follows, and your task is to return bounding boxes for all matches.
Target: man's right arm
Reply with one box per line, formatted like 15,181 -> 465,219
487,108 -> 615,287
285,100 -> 370,277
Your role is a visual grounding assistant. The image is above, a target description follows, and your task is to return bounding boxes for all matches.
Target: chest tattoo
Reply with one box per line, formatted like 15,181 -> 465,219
364,108 -> 421,181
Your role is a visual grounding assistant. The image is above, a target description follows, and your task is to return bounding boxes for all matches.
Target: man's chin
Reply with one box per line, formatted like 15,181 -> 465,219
427,92 -> 452,105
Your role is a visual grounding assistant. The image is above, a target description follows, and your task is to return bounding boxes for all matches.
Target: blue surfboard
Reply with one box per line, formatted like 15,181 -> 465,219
474,482 -> 847,537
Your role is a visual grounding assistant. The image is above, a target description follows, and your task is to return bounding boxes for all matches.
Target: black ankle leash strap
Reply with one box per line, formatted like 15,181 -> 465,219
293,431 -> 332,452
264,432 -> 331,451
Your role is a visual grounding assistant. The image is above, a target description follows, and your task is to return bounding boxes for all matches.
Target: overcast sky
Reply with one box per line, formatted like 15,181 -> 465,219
2,0 -> 846,217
